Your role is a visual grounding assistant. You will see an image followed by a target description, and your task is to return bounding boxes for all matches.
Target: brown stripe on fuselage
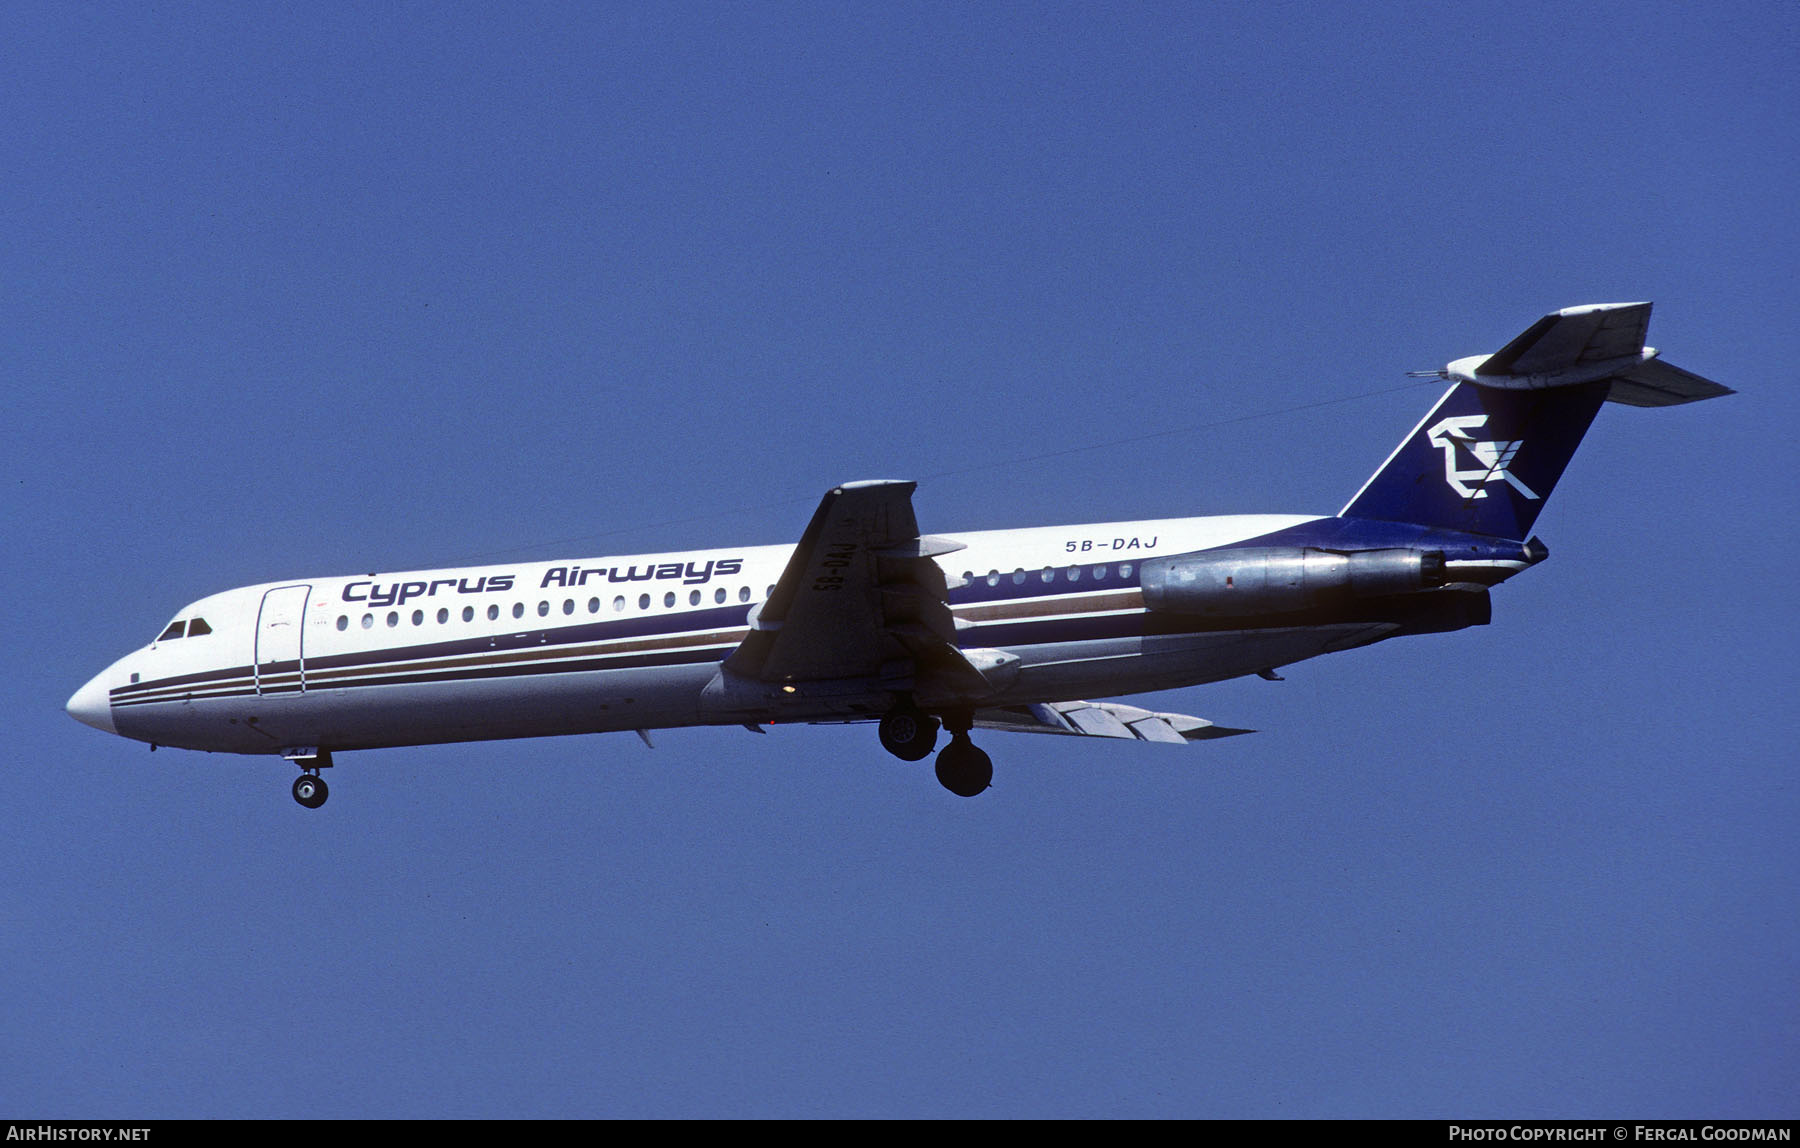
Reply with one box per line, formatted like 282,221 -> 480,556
954,590 -> 1143,623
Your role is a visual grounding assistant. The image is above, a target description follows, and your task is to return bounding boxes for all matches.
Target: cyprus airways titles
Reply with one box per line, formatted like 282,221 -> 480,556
67,303 -> 1731,807
344,556 -> 745,606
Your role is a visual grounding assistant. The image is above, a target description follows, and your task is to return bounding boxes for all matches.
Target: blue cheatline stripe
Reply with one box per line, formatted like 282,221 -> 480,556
110,603 -> 760,703
112,643 -> 740,708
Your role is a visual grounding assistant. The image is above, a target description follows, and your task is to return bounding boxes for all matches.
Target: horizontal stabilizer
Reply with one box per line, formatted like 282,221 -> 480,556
1429,302 -> 1734,407
1481,302 -> 1652,377
972,700 -> 1253,743
1605,356 -> 1736,407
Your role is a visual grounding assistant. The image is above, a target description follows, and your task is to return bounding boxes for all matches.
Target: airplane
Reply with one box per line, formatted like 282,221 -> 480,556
66,303 -> 1731,806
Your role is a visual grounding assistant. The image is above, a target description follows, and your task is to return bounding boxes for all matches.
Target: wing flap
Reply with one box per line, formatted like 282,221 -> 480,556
1065,704 -> 1135,739
1128,716 -> 1189,744
972,700 -> 1254,743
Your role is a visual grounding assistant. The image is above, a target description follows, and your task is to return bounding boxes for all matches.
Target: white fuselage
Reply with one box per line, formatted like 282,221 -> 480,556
71,511 -> 1390,757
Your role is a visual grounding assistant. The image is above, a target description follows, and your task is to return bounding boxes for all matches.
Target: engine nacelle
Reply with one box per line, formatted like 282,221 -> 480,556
1140,547 -> 1446,618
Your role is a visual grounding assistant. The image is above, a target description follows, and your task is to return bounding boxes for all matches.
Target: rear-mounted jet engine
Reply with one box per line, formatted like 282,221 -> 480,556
1140,547 -> 1446,617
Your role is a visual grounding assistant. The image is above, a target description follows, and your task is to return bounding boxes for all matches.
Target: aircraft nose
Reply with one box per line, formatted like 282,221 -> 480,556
67,672 -> 117,735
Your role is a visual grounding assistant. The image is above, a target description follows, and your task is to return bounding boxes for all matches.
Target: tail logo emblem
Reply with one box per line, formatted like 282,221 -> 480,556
1427,415 -> 1540,501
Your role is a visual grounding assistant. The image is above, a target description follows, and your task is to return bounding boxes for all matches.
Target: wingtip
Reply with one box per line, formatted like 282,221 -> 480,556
1184,725 -> 1256,741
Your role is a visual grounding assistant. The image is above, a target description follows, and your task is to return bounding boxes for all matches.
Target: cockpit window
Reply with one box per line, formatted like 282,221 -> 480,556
187,618 -> 212,636
158,621 -> 185,642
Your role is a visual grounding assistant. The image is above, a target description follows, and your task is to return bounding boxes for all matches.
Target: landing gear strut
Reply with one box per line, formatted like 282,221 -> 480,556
932,712 -> 991,797
878,703 -> 939,761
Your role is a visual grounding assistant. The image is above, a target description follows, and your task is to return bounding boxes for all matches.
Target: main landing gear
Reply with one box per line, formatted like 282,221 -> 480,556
878,704 -> 939,761
933,733 -> 992,797
879,704 -> 991,797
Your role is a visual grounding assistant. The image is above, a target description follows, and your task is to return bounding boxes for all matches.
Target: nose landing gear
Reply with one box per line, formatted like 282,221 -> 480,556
285,748 -> 333,809
291,773 -> 327,809
292,772 -> 329,809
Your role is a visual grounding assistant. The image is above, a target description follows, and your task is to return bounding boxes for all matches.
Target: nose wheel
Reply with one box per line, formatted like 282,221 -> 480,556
292,772 -> 329,809
284,748 -> 334,809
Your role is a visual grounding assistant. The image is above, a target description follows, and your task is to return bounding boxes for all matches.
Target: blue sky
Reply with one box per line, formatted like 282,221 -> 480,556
5,1 -> 1794,1118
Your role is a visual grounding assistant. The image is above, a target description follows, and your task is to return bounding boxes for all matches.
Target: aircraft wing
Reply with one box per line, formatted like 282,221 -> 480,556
723,480 -> 968,684
972,700 -> 1253,743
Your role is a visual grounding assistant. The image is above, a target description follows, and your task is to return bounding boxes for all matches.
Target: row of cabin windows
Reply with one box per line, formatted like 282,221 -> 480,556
326,563 -> 1135,633
963,563 -> 1134,588
156,565 -> 1130,644
156,618 -> 212,641
333,585 -> 777,632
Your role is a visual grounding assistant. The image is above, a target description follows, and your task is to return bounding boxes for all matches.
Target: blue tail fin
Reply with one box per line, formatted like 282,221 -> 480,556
1340,303 -> 1731,539
1338,380 -> 1608,540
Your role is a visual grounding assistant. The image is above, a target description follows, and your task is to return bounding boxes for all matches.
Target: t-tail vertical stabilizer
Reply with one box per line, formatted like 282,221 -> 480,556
1339,302 -> 1732,540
